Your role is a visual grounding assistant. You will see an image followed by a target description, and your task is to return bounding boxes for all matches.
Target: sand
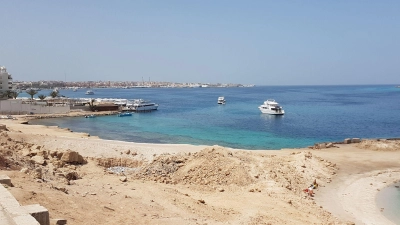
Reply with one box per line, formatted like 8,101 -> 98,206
0,113 -> 399,225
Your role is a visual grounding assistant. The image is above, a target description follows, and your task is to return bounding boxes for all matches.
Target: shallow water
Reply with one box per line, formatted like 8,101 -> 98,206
28,85 -> 400,150
376,182 -> 400,224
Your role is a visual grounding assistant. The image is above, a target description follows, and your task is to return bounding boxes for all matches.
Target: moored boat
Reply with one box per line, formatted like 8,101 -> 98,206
122,99 -> 158,112
217,97 -> 226,104
258,99 -> 284,115
117,112 -> 132,117
85,90 -> 94,95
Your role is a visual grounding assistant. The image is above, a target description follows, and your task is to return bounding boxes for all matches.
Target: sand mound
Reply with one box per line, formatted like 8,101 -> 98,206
133,146 -> 253,186
356,139 -> 400,151
132,146 -> 338,193
173,146 -> 253,186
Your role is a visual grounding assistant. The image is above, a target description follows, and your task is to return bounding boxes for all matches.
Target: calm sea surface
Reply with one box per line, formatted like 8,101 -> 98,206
27,85 -> 400,150
376,182 -> 400,224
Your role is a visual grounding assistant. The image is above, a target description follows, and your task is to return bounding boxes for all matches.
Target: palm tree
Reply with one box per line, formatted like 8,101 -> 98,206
50,90 -> 59,98
88,99 -> 97,112
10,91 -> 19,99
38,94 -> 46,100
38,94 -> 47,106
26,89 -> 38,100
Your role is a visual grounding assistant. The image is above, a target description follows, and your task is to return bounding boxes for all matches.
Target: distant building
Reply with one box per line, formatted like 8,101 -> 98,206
0,66 -> 13,99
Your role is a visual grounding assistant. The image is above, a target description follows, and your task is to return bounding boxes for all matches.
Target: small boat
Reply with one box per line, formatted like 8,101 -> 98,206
73,88 -> 78,92
84,114 -> 96,118
85,90 -> 94,95
217,97 -> 226,104
117,112 -> 132,117
258,99 -> 284,115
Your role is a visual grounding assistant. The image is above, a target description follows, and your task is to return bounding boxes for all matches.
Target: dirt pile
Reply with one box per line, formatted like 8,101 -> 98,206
132,146 -> 338,193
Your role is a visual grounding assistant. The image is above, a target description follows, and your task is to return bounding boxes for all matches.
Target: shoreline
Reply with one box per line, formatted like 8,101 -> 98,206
1,113 -> 400,224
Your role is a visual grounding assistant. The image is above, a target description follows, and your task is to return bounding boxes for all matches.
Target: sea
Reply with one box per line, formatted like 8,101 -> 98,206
23,85 -> 400,221
376,182 -> 400,224
24,85 -> 400,150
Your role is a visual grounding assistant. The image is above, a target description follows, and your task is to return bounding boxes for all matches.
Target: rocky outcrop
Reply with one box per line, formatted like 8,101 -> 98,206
60,150 -> 85,164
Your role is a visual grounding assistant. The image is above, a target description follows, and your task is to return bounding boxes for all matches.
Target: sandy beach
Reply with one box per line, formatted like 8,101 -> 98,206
0,113 -> 399,224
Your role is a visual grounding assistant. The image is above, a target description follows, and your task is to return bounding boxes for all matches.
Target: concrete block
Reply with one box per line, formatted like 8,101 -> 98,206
0,207 -> 17,225
0,175 -> 12,187
0,124 -> 7,131
344,138 -> 351,144
22,205 -> 49,225
351,138 -> 361,143
13,215 -> 40,225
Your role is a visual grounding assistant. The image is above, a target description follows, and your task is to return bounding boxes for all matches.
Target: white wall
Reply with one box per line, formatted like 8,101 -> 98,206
0,100 -> 70,115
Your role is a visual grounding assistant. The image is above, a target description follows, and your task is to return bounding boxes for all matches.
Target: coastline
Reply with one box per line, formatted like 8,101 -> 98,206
1,113 -> 399,224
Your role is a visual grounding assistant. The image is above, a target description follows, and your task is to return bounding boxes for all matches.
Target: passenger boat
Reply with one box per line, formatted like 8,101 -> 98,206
122,99 -> 158,112
258,99 -> 285,115
132,99 -> 158,111
217,97 -> 226,105
85,90 -> 94,95
117,112 -> 132,117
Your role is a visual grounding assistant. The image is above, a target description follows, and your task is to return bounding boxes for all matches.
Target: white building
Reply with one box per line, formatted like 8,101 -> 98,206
0,66 -> 13,99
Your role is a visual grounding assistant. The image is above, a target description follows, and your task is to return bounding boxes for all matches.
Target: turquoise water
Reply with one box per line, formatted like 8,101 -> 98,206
376,182 -> 400,224
28,85 -> 400,150
27,85 -> 400,218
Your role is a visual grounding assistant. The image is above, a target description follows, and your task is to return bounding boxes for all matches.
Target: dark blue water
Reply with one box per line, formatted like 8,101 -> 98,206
27,85 -> 400,150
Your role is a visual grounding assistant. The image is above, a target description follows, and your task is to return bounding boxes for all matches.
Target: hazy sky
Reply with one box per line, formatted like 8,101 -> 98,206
1,1 -> 399,85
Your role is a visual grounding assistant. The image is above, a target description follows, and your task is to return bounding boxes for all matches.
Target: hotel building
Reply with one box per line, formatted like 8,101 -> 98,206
0,66 -> 13,99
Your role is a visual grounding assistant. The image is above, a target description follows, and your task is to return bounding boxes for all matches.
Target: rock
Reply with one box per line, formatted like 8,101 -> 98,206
20,168 -> 29,174
21,149 -> 32,157
344,138 -> 351,144
60,150 -> 85,164
49,150 -> 58,158
32,150 -> 49,159
30,145 -> 42,151
51,219 -> 67,225
31,167 -> 42,179
326,143 -> 334,148
65,171 -> 80,181
124,150 -> 131,155
351,138 -> 361,143
198,199 -> 205,204
119,176 -> 127,182
217,187 -> 225,192
30,156 -> 45,165
318,143 -> 326,149
56,152 -> 63,159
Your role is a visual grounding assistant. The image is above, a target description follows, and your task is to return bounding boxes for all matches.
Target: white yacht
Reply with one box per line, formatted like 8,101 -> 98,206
122,99 -> 158,112
258,99 -> 284,115
217,97 -> 226,104
85,90 -> 94,95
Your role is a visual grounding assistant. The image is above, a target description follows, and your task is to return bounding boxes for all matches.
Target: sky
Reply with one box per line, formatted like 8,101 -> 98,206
0,1 -> 399,85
